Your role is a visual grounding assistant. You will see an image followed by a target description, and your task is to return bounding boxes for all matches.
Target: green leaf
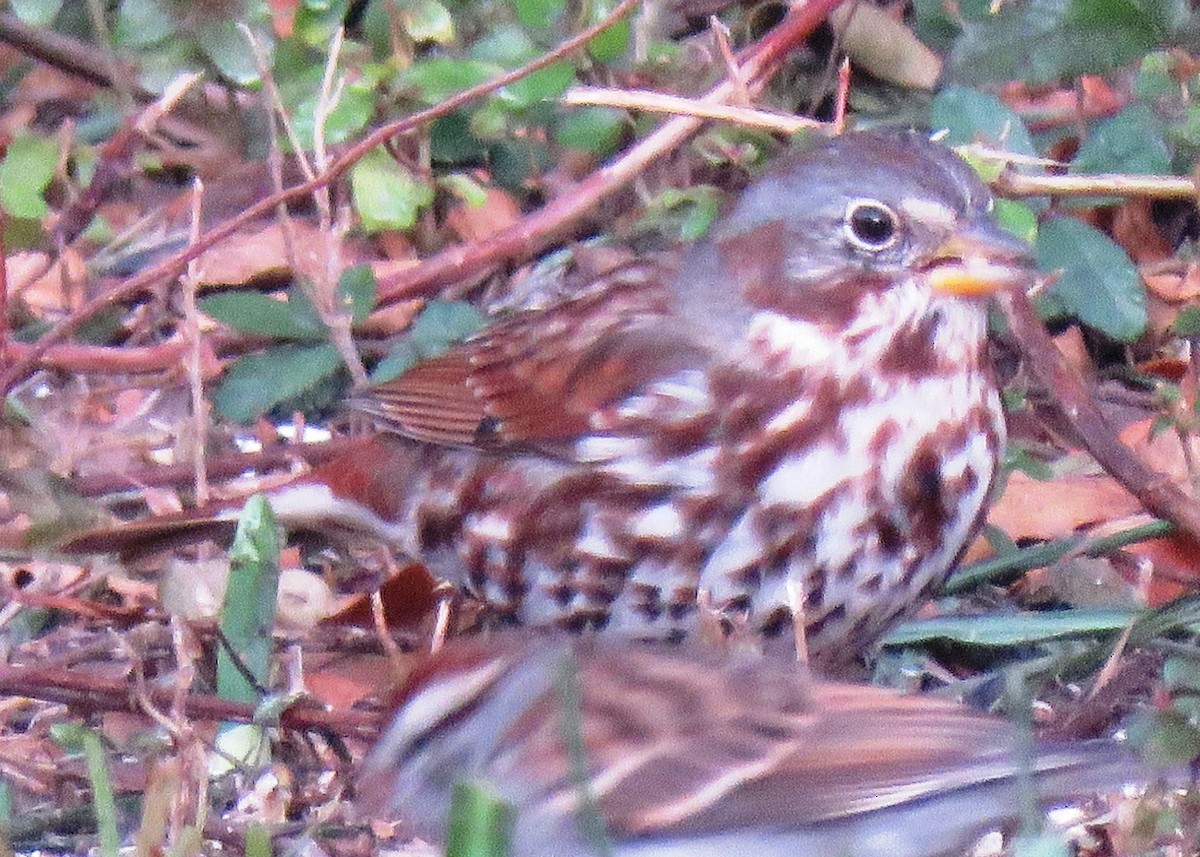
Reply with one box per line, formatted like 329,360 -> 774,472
1173,305 -> 1200,336
1071,102 -> 1171,176
1036,215 -> 1147,341
285,282 -> 331,338
195,17 -> 265,86
276,64 -> 375,149
132,36 -> 203,93
410,299 -> 487,351
400,57 -> 502,104
586,13 -> 630,63
993,199 -> 1038,244
0,132 -> 58,220
212,344 -> 344,422
930,86 -> 1037,156
337,264 -> 377,323
294,0 -> 351,47
440,173 -> 490,207
555,107 -> 626,155
218,494 -> 282,705
446,782 -> 514,857
11,0 -> 64,26
1134,50 -> 1180,100
946,0 -> 1188,85
1126,707 -> 1200,766
470,24 -> 539,66
350,146 -> 435,233
882,608 -> 1138,648
84,730 -> 120,857
488,137 -> 552,189
911,0 -> 992,49
397,0 -> 455,42
512,0 -> 564,30
200,292 -> 317,339
499,61 -> 575,109
430,112 -> 491,164
371,299 -> 486,382
114,0 -> 176,47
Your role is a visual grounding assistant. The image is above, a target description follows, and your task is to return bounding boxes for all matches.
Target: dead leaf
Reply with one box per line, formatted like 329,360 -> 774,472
445,187 -> 522,242
1145,264 -> 1200,302
830,4 -> 941,90
1111,199 -> 1172,266
195,220 -> 331,288
988,470 -> 1142,541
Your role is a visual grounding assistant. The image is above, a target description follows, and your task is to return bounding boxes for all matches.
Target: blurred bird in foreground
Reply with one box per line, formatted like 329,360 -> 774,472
359,637 -> 1158,857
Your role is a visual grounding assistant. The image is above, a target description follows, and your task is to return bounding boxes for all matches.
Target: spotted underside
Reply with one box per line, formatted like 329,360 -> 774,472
350,132 -> 1027,667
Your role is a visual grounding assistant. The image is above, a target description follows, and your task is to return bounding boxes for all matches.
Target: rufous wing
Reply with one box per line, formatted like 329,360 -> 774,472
353,263 -> 708,450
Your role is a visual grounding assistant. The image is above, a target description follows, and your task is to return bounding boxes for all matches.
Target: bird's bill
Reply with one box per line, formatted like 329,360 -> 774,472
924,222 -> 1035,297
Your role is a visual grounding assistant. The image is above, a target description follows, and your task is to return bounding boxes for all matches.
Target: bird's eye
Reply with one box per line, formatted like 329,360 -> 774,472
844,200 -> 899,251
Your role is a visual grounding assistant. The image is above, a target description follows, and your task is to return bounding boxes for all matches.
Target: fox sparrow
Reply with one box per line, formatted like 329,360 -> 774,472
71,132 -> 1034,666
359,636 -> 1146,857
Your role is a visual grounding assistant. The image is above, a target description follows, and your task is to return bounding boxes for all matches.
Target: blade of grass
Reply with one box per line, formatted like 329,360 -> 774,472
945,519 -> 1172,595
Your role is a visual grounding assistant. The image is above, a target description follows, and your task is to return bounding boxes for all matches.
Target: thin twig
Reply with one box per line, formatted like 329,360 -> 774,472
996,169 -> 1197,200
999,288 -> 1200,542
563,86 -> 827,133
182,178 -> 209,505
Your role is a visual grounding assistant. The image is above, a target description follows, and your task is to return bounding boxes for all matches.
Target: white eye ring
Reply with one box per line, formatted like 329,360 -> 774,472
843,199 -> 900,252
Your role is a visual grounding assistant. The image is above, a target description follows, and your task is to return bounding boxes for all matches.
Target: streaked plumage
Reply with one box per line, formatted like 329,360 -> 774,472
68,132 -> 1035,667
360,637 -> 1147,857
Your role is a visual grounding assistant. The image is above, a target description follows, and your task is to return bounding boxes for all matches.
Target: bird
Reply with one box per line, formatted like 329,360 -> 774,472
358,635 -> 1153,857
66,132 -> 1035,668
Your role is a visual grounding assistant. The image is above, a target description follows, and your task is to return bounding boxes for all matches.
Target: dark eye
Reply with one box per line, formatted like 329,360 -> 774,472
844,200 -> 899,251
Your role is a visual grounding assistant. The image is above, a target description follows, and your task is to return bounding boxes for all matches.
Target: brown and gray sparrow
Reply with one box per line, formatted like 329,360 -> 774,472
71,132 -> 1034,669
359,637 -> 1149,857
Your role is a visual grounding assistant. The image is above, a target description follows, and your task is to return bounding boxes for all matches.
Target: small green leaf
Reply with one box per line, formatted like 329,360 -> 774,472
200,292 -> 316,340
946,0 -> 1187,85
556,107 -> 626,155
350,146 -> 435,233
586,14 -> 630,63
113,0 -> 175,47
287,280 -> 331,337
446,782 -> 514,857
245,823 -> 274,857
410,299 -> 487,351
398,0 -> 455,42
1036,215 -> 1147,341
277,64 -> 375,149
401,58 -> 502,104
1134,50 -> 1180,100
218,494 -> 282,705
1071,102 -> 1171,176
293,0 -> 351,47
512,0 -> 564,30
993,199 -> 1038,244
1126,707 -> 1200,766
0,132 -> 58,220
883,608 -> 1138,648
11,0 -> 64,26
930,86 -> 1037,156
196,18 -> 265,86
371,300 -> 486,383
212,344 -> 344,422
337,264 -> 377,323
440,173 -> 490,207
1174,306 -> 1200,336
499,61 -> 576,109
430,112 -> 491,164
